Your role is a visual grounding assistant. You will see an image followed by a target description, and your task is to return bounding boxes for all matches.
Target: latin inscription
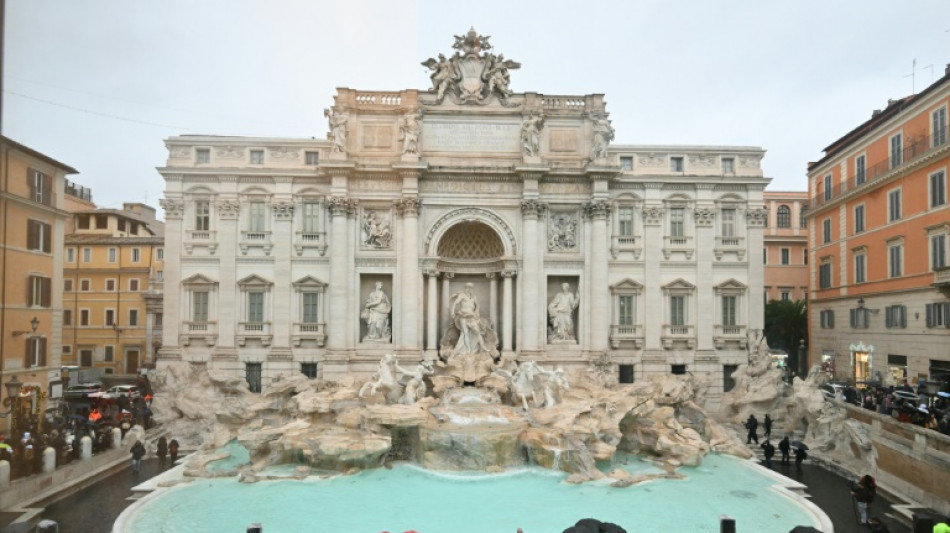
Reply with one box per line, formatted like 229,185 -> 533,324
420,180 -> 522,194
422,122 -> 520,152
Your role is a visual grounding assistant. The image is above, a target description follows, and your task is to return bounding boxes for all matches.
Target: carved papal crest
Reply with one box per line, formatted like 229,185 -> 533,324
421,28 -> 521,105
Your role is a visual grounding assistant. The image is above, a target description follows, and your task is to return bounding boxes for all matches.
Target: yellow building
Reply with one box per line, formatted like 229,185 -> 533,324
0,136 -> 77,436
63,203 -> 164,377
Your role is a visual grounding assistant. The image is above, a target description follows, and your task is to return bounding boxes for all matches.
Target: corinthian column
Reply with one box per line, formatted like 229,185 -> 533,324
327,196 -> 355,352
395,197 -> 421,351
586,200 -> 611,353
520,199 -> 545,353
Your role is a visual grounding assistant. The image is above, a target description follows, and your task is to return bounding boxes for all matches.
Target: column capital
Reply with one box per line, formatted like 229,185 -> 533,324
745,207 -> 768,227
485,272 -> 497,279
442,272 -> 455,279
584,200 -> 611,220
159,198 -> 184,220
394,197 -> 421,217
327,196 -> 358,217
501,270 -> 517,279
424,269 -> 440,278
217,199 -> 241,220
520,199 -> 547,219
272,200 -> 295,220
693,207 -> 715,227
643,205 -> 665,225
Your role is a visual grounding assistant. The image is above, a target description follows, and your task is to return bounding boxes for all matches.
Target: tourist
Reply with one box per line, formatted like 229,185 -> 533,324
760,439 -> 775,469
763,413 -> 773,439
793,445 -> 807,470
169,438 -> 180,465
156,436 -> 168,468
745,414 -> 759,444
850,474 -> 876,525
131,440 -> 146,474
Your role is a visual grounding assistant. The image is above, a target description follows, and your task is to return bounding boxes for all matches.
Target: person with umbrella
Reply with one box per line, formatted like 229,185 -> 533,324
779,435 -> 791,465
791,440 -> 808,470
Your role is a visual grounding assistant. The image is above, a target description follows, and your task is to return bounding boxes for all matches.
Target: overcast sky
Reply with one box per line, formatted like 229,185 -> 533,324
5,1 -> 950,212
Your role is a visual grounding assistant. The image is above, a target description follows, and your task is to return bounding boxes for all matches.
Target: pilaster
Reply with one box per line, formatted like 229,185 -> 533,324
395,195 -> 422,351
520,199 -> 546,352
585,199 -> 610,353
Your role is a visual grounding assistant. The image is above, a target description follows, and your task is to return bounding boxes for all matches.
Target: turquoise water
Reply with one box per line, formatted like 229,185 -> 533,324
205,440 -> 250,472
123,454 -> 819,532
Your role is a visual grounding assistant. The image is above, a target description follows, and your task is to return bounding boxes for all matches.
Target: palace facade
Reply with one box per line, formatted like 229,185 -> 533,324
157,31 -> 769,403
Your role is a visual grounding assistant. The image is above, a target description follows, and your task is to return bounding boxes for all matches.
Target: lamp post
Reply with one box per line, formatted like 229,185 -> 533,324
798,339 -> 807,379
1,376 -> 24,435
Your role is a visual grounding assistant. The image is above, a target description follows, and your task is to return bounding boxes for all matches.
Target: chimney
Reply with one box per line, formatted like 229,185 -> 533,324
945,63 -> 950,76
871,110 -> 882,118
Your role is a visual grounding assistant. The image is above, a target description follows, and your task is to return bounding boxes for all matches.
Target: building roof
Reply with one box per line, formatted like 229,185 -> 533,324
72,208 -> 165,237
0,135 -> 79,174
65,233 -> 164,245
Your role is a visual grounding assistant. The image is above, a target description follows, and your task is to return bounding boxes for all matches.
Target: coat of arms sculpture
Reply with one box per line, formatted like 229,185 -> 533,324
421,27 -> 521,105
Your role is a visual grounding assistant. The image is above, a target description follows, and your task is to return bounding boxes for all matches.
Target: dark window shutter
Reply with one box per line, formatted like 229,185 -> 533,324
27,169 -> 36,200
42,223 -> 51,253
27,220 -> 36,250
39,338 -> 47,367
829,312 -> 834,328
899,306 -> 906,328
24,338 -> 31,368
27,275 -> 35,306
41,277 -> 51,307
42,173 -> 52,205
944,303 -> 950,328
927,304 -> 934,327
850,309 -> 857,327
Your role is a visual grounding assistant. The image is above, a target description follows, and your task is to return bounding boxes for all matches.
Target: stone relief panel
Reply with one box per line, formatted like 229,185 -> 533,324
361,209 -> 393,249
547,212 -> 579,252
739,156 -> 761,168
268,147 -> 300,161
215,146 -> 244,160
420,179 -> 521,195
361,124 -> 394,150
688,154 -> 716,168
548,129 -> 578,153
169,147 -> 191,159
638,153 -> 666,167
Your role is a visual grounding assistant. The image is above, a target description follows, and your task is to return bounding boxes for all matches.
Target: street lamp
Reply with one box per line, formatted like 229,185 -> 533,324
798,339 -> 807,379
0,376 -> 24,417
11,316 -> 40,337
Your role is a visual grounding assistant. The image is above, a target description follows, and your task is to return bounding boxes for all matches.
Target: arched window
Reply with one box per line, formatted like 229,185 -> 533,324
777,205 -> 791,228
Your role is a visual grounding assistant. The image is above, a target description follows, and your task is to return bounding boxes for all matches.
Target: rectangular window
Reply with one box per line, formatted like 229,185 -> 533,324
819,262 -> 832,289
247,292 -> 264,322
854,253 -> 866,284
77,215 -> 90,229
925,302 -> 950,327
82,247 -> 91,262
131,248 -> 141,262
933,107 -> 947,147
850,308 -> 869,329
670,157 -> 684,172
63,309 -> 73,326
249,202 -> 266,232
28,275 -> 52,307
95,214 -> 108,229
26,220 -> 52,253
301,362 -> 318,379
721,296 -> 737,326
104,345 -> 114,362
822,218 -> 831,243
763,247 -> 767,264
129,279 -> 140,291
117,219 -> 126,232
66,247 -> 75,263
618,295 -> 634,326
129,309 -> 139,326
823,174 -> 832,201
80,309 -> 90,326
885,305 -> 907,328
156,247 -> 164,261
80,279 -> 91,292
305,151 -> 319,165
670,295 -> 686,326
781,248 -> 790,265
156,270 -> 163,280
28,169 -> 53,205
64,279 -> 74,292
302,202 -> 320,233
619,364 -> 635,384
855,154 -> 866,185
820,309 -> 835,329
618,207 -> 634,236
302,292 -> 319,323
195,200 -> 211,231
62,345 -> 71,355
250,149 -> 264,164
108,247 -> 116,263
804,249 -> 809,265
105,309 -> 115,326
721,158 -> 735,174
888,189 -> 902,222
196,148 -> 210,164
669,208 -> 685,237
246,363 -> 262,393
930,170 -> 946,208
620,156 -> 633,170
932,234 -> 948,270
889,244 -> 903,278
890,133 -> 903,168
854,205 -> 865,234
25,337 -> 47,368
105,279 -> 116,291
800,204 -> 808,228
721,208 -> 736,237
193,291 -> 209,322
781,291 -> 790,301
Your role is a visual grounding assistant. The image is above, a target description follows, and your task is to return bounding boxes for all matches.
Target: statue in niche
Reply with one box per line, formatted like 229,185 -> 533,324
548,213 -> 577,251
439,282 -> 499,384
451,283 -> 491,355
324,107 -> 348,153
520,114 -> 544,157
399,109 -> 422,155
361,211 -> 392,248
361,282 -> 392,342
590,114 -> 615,159
548,283 -> 580,342
395,360 -> 435,404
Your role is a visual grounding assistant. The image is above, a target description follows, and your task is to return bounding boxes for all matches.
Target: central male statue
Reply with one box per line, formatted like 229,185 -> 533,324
451,282 -> 490,355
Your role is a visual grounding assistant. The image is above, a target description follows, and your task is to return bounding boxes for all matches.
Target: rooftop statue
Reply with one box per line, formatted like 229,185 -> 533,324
421,27 -> 521,105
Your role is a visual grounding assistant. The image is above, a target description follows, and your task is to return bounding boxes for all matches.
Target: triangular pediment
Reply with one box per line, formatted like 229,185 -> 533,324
610,278 -> 644,291
181,273 -> 217,287
714,278 -> 747,290
662,278 -> 695,290
293,275 -> 327,289
237,274 -> 273,288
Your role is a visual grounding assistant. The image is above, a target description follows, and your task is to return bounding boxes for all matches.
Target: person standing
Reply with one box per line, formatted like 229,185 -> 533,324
745,414 -> 759,444
763,414 -> 773,439
778,436 -> 791,465
169,438 -> 180,465
130,440 -> 146,474
794,445 -> 807,471
760,439 -> 775,469
850,474 -> 876,525
156,436 -> 168,469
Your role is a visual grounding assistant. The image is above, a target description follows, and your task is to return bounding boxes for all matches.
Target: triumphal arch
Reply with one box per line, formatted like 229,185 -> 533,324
159,29 -> 768,402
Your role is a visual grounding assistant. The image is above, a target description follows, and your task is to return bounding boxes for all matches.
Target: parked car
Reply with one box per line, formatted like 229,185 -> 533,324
820,383 -> 860,404
106,385 -> 141,399
64,382 -> 103,401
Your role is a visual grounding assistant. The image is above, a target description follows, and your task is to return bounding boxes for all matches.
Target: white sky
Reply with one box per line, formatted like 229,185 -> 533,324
5,0 -> 950,211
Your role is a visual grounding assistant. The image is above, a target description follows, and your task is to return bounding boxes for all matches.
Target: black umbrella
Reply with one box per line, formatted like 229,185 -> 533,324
789,527 -> 822,533
790,440 -> 809,450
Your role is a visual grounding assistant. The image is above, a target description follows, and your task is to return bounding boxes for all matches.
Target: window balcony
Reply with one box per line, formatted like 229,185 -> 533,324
293,322 -> 327,347
935,266 -> 950,295
240,231 -> 273,255
662,236 -> 694,260
180,321 -> 217,346
237,321 -> 273,346
661,324 -> 695,349
184,230 -> 218,255
609,324 -> 643,349
714,236 -> 746,261
610,235 -> 642,259
294,231 -> 328,256
713,324 -> 747,349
